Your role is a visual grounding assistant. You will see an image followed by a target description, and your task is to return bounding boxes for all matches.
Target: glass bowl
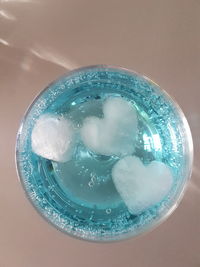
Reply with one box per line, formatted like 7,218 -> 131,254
16,65 -> 193,242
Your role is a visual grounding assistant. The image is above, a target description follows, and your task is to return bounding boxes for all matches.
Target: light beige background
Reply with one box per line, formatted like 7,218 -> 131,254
0,0 -> 200,266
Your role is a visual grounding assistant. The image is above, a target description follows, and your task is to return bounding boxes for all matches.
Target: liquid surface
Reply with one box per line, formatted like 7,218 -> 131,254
16,67 -> 189,241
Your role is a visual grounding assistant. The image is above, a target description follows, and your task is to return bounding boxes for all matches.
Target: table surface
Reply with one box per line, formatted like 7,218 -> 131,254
0,0 -> 200,266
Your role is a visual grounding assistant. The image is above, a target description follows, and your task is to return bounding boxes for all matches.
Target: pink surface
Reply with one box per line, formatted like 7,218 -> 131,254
0,0 -> 200,266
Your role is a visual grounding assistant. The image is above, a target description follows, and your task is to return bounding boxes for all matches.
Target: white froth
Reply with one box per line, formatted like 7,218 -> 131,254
112,156 -> 173,214
80,97 -> 137,156
31,114 -> 75,162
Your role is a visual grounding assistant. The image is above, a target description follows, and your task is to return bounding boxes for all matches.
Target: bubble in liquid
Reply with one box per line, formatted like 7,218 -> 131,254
106,208 -> 112,214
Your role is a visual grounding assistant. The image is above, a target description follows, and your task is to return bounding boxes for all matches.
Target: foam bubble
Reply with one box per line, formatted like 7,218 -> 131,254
31,114 -> 75,162
112,156 -> 173,214
81,97 -> 137,156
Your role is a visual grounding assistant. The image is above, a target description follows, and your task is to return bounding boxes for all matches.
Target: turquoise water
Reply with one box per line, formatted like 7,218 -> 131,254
16,66 -> 191,241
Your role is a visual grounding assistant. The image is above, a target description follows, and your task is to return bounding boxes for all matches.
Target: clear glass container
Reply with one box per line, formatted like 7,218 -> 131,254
16,65 -> 193,242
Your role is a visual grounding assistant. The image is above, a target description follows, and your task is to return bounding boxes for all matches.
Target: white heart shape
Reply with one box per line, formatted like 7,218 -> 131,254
112,156 -> 173,214
31,114 -> 75,162
80,97 -> 138,156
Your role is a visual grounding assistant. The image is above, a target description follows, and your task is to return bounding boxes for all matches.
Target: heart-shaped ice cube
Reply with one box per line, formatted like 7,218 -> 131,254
112,156 -> 173,214
80,97 -> 137,156
31,114 -> 75,162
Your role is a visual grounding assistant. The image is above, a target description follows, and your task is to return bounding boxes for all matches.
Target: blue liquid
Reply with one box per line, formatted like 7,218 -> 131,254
16,66 -> 191,241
